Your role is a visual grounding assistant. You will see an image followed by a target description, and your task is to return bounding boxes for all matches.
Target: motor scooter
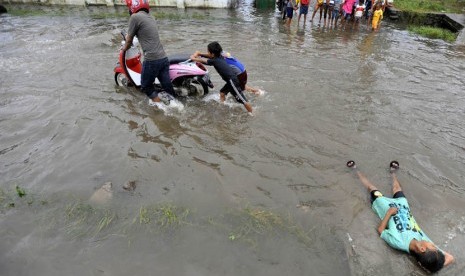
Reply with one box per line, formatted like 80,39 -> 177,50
114,32 -> 213,98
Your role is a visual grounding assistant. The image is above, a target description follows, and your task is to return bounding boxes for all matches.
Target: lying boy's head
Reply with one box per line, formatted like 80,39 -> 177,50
207,42 -> 223,58
411,242 -> 445,273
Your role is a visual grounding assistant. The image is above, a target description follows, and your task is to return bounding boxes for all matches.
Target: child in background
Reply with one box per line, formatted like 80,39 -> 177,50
365,0 -> 373,28
190,42 -> 253,114
285,0 -> 298,25
353,0 -> 365,30
329,0 -> 342,28
322,0 -> 332,27
297,0 -> 310,24
295,0 -> 300,17
372,4 -> 383,30
340,0 -> 356,29
310,0 -> 324,24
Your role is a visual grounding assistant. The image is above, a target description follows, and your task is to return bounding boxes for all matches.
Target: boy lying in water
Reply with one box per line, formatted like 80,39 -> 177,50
347,160 -> 454,273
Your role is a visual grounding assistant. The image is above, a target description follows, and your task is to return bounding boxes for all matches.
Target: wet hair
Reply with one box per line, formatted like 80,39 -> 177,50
411,249 -> 445,273
207,42 -> 223,58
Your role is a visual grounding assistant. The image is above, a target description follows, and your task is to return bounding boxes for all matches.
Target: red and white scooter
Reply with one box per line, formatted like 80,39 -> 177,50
114,32 -> 213,98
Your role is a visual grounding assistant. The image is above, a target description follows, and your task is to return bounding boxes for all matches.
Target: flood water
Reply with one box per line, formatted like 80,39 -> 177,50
1,3 -> 465,276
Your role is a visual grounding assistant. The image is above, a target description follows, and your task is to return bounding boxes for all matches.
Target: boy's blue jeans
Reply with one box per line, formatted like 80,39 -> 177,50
141,57 -> 175,99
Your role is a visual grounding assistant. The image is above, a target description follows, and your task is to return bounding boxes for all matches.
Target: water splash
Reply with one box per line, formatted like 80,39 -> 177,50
148,98 -> 185,113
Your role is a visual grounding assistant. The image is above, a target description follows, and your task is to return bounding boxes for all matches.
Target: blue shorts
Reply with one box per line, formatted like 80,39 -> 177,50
286,7 -> 294,18
300,5 -> 309,15
331,9 -> 339,19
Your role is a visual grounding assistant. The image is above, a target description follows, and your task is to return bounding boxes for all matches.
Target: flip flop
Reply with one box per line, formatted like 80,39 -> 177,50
346,160 -> 356,169
390,160 -> 399,171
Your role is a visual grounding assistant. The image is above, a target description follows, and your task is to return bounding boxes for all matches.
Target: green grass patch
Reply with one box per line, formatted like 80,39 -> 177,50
395,0 -> 465,13
134,203 -> 190,229
2,186 -> 315,249
64,201 -> 117,238
0,187 -> 13,211
152,11 -> 190,20
225,207 -> 313,248
408,25 -> 458,42
7,8 -> 57,17
0,185 -> 40,211
5,5 -> 209,21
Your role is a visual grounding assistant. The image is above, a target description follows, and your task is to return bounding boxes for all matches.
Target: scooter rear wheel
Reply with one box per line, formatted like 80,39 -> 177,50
189,82 -> 204,97
115,73 -> 128,87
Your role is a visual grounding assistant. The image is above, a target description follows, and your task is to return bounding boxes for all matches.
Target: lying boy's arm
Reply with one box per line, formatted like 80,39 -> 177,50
377,207 -> 398,235
443,251 -> 455,267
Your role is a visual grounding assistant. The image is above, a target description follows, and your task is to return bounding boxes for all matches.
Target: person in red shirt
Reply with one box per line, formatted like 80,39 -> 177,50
297,0 -> 310,24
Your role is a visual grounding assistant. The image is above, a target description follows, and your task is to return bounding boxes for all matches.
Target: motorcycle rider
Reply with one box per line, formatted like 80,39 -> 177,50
122,0 -> 174,105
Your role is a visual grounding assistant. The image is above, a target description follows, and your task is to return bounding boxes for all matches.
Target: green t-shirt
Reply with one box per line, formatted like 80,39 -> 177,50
372,196 -> 432,253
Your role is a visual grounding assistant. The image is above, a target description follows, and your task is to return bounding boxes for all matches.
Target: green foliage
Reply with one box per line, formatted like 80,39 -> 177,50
15,185 -> 26,198
395,0 -> 465,13
224,207 -> 313,248
153,11 -> 185,20
408,25 -> 458,42
7,9 -> 55,16
5,5 -> 209,21
135,203 -> 190,229
2,185 -> 315,249
64,201 -> 117,238
0,186 -> 35,211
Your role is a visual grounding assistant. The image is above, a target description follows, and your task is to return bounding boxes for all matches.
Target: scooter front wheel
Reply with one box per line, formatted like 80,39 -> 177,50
115,73 -> 128,87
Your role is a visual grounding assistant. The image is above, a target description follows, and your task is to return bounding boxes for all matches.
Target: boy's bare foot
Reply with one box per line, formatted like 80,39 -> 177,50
244,102 -> 253,113
220,92 -> 226,103
245,85 -> 260,94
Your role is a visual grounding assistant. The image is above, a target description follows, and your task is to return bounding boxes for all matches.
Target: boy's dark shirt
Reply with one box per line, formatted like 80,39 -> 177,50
206,57 -> 240,86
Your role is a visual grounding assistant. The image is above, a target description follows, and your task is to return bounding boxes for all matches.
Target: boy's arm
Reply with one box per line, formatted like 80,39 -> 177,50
192,51 -> 210,58
443,251 -> 455,267
190,55 -> 208,64
377,207 -> 397,235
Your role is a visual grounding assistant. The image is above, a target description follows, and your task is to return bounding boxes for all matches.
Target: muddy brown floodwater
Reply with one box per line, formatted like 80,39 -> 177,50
1,3 -> 465,276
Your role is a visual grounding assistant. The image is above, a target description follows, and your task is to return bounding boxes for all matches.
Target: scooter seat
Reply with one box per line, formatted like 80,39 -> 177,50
168,54 -> 191,64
